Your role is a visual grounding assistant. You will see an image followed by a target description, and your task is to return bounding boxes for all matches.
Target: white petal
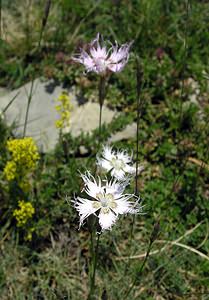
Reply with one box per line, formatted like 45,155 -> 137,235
83,56 -> 95,71
137,164 -> 145,174
81,172 -> 103,199
123,164 -> 136,175
117,150 -> 132,163
102,145 -> 115,161
97,157 -> 112,172
90,46 -> 107,60
105,178 -> 128,197
113,196 -> 138,215
98,210 -> 118,230
73,50 -> 96,72
74,197 -> 100,228
107,62 -> 126,73
108,48 -> 119,63
108,44 -> 128,64
72,56 -> 83,64
90,33 -> 100,47
111,168 -> 126,180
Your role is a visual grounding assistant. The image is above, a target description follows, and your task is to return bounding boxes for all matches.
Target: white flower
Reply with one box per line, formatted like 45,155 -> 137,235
97,145 -> 139,180
72,33 -> 132,75
73,172 -> 141,231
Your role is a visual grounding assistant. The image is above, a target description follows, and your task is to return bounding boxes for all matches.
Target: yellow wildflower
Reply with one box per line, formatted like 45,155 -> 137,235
4,137 -> 39,182
25,227 -> 35,241
55,92 -> 72,130
4,161 -> 17,181
7,137 -> 39,169
19,180 -> 31,193
13,200 -> 35,227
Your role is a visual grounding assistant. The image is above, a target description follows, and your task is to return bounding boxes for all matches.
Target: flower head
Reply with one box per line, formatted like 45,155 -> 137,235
97,145 -> 138,180
73,172 -> 141,231
13,200 -> 35,227
55,92 -> 73,130
4,137 -> 39,181
73,33 -> 132,75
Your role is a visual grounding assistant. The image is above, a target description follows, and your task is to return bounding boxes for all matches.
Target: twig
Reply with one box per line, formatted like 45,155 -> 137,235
117,239 -> 209,262
156,240 -> 209,262
173,221 -> 202,243
188,157 -> 209,171
197,220 -> 209,249
116,221 -> 203,261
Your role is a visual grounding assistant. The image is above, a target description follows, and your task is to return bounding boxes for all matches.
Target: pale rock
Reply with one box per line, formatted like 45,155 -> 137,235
109,123 -> 137,142
0,78 -> 116,152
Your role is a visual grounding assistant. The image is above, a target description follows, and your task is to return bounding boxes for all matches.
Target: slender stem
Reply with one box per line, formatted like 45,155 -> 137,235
0,0 -> 2,39
172,0 -> 190,190
124,239 -> 153,299
23,78 -> 35,137
130,56 -> 143,238
38,0 -> 51,50
91,234 -> 100,289
123,57 -> 143,278
135,57 -> 142,196
2,92 -> 20,114
88,234 -> 100,300
23,1 -> 51,137
99,102 -> 103,139
124,222 -> 159,300
88,230 -> 94,288
179,0 -> 189,122
98,76 -> 106,146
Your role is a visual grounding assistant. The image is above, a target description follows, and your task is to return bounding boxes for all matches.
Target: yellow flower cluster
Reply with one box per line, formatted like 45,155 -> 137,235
4,137 -> 40,183
55,92 -> 72,129
25,227 -> 35,241
3,161 -> 16,181
13,200 -> 35,227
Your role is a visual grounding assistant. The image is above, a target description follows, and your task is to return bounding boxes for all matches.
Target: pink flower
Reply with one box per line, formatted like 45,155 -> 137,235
73,33 -> 132,75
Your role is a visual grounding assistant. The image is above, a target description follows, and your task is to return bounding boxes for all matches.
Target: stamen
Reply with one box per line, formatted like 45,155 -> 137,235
106,193 -> 114,201
92,201 -> 101,209
101,207 -> 109,214
110,201 -> 117,209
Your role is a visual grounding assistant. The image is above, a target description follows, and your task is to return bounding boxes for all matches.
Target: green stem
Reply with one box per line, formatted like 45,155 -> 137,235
23,1 -> 51,137
88,233 -> 100,300
99,101 -> 103,140
124,238 -> 153,299
98,76 -> 106,146
124,222 -> 160,299
123,57 -> 144,278
2,92 -> 20,114
172,0 -> 190,191
130,56 -> 143,238
0,0 -> 2,39
91,234 -> 100,289
179,0 -> 189,122
38,0 -> 51,50
23,78 -> 35,137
